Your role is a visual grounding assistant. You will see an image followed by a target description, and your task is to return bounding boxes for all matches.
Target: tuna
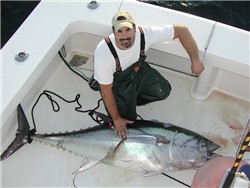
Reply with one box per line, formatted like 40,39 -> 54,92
1,104 -> 220,175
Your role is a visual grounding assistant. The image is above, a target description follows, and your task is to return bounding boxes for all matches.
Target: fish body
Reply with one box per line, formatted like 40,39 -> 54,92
32,120 -> 219,174
1,105 -> 219,175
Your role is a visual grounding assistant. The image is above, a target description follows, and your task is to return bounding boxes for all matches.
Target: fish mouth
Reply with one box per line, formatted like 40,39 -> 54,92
207,143 -> 220,156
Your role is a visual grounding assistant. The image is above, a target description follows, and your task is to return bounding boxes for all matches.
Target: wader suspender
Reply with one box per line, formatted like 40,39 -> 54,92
104,27 -> 146,73
138,27 -> 146,61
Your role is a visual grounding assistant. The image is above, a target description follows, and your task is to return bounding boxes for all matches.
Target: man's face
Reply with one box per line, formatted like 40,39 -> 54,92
114,25 -> 136,50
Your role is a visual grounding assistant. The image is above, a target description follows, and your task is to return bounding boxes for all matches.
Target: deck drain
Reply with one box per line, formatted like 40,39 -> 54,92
69,55 -> 89,66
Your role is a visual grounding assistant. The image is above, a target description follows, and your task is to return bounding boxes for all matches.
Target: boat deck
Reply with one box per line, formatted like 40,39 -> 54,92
1,1 -> 249,186
1,48 -> 249,187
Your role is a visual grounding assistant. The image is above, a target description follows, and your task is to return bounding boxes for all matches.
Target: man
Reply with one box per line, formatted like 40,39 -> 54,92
94,11 -> 204,138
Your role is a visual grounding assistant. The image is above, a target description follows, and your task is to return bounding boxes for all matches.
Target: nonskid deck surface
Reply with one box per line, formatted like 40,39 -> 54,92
1,52 -> 249,187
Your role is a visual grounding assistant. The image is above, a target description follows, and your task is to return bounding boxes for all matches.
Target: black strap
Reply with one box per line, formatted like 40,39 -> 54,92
138,27 -> 146,61
105,27 -> 146,72
105,37 -> 121,72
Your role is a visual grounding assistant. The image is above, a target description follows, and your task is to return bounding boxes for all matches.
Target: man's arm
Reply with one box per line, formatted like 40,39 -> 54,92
173,24 -> 205,76
99,84 -> 133,138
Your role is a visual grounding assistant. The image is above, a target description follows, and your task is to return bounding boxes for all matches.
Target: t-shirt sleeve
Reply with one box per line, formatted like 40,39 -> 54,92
143,25 -> 174,50
93,40 -> 115,85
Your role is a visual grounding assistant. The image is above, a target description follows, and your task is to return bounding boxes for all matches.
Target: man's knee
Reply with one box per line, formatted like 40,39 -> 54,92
157,82 -> 172,100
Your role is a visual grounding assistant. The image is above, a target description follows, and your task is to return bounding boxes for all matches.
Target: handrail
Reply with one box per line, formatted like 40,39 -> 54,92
201,21 -> 217,63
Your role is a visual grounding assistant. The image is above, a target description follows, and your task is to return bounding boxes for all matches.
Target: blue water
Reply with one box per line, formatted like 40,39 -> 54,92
143,1 -> 250,31
1,1 -> 249,48
1,1 -> 40,48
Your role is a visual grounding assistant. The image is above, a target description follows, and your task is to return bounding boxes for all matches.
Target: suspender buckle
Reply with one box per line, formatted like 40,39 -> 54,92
134,66 -> 140,72
139,55 -> 147,62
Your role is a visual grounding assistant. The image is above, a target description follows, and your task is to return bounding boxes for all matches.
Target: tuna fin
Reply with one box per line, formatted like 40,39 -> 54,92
72,158 -> 99,174
72,158 -> 99,188
0,104 -> 31,161
126,134 -> 170,145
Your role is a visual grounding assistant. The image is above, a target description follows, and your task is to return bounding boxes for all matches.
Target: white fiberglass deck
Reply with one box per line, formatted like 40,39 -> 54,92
1,1 -> 249,187
1,40 -> 249,186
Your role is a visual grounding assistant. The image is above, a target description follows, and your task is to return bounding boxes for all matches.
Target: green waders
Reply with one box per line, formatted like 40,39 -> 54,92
91,27 -> 172,120
112,60 -> 171,120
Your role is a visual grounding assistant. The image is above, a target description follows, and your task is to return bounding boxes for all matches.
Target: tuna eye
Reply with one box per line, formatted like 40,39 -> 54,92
200,140 -> 207,147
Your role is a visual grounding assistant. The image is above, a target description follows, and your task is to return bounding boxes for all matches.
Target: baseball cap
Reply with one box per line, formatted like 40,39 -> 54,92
112,11 -> 135,32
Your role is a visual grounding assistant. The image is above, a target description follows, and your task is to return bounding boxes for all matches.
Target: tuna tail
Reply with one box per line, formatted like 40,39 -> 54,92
0,104 -> 35,161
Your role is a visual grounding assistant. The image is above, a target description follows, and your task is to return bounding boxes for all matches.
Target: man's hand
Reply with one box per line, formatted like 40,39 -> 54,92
113,117 -> 134,139
99,84 -> 133,139
191,59 -> 205,76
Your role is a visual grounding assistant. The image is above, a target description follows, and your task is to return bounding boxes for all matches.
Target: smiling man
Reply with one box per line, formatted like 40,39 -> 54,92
94,11 -> 204,138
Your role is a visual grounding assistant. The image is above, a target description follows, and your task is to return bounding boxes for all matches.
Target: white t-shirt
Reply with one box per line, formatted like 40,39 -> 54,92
94,25 -> 174,84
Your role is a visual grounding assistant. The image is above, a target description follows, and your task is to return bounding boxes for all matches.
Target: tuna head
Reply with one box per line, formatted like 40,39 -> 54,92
168,134 -> 220,170
124,121 -> 220,172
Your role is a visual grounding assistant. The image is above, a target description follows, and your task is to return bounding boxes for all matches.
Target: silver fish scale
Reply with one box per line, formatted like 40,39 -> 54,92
32,123 -> 217,173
